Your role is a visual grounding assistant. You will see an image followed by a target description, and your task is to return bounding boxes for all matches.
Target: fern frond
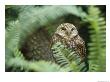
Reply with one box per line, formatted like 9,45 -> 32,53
51,42 -> 88,72
6,45 -> 69,72
6,20 -> 20,50
85,6 -> 106,72
6,57 -> 69,72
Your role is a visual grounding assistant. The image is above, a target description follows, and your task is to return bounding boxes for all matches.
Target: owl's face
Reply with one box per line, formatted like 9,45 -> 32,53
55,23 -> 78,40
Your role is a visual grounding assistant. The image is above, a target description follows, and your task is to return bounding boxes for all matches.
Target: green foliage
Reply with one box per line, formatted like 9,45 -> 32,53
6,45 -> 69,72
84,6 -> 106,72
5,5 -> 106,72
51,42 -> 88,72
6,20 -> 20,50
5,6 -> 19,26
6,58 -> 69,72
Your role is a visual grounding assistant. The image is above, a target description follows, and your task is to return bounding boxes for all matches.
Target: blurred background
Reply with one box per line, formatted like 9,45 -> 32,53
5,5 -> 106,72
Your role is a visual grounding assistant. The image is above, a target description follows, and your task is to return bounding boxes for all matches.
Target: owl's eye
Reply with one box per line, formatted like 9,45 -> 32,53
71,28 -> 75,31
61,27 -> 66,31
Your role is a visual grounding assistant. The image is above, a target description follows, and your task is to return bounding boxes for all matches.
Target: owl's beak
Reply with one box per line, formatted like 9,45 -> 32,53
66,31 -> 71,36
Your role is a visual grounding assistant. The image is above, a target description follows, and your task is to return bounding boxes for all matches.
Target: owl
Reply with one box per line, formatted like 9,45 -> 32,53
52,23 -> 86,63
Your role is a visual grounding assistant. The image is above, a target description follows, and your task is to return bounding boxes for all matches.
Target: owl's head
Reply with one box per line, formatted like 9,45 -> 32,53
55,23 -> 78,40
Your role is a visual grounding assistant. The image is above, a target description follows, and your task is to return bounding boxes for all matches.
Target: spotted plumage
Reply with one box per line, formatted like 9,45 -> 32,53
52,23 -> 86,61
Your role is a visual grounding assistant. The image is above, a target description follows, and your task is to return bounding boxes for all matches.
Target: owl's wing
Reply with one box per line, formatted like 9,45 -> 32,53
73,35 -> 86,60
52,34 -> 60,43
